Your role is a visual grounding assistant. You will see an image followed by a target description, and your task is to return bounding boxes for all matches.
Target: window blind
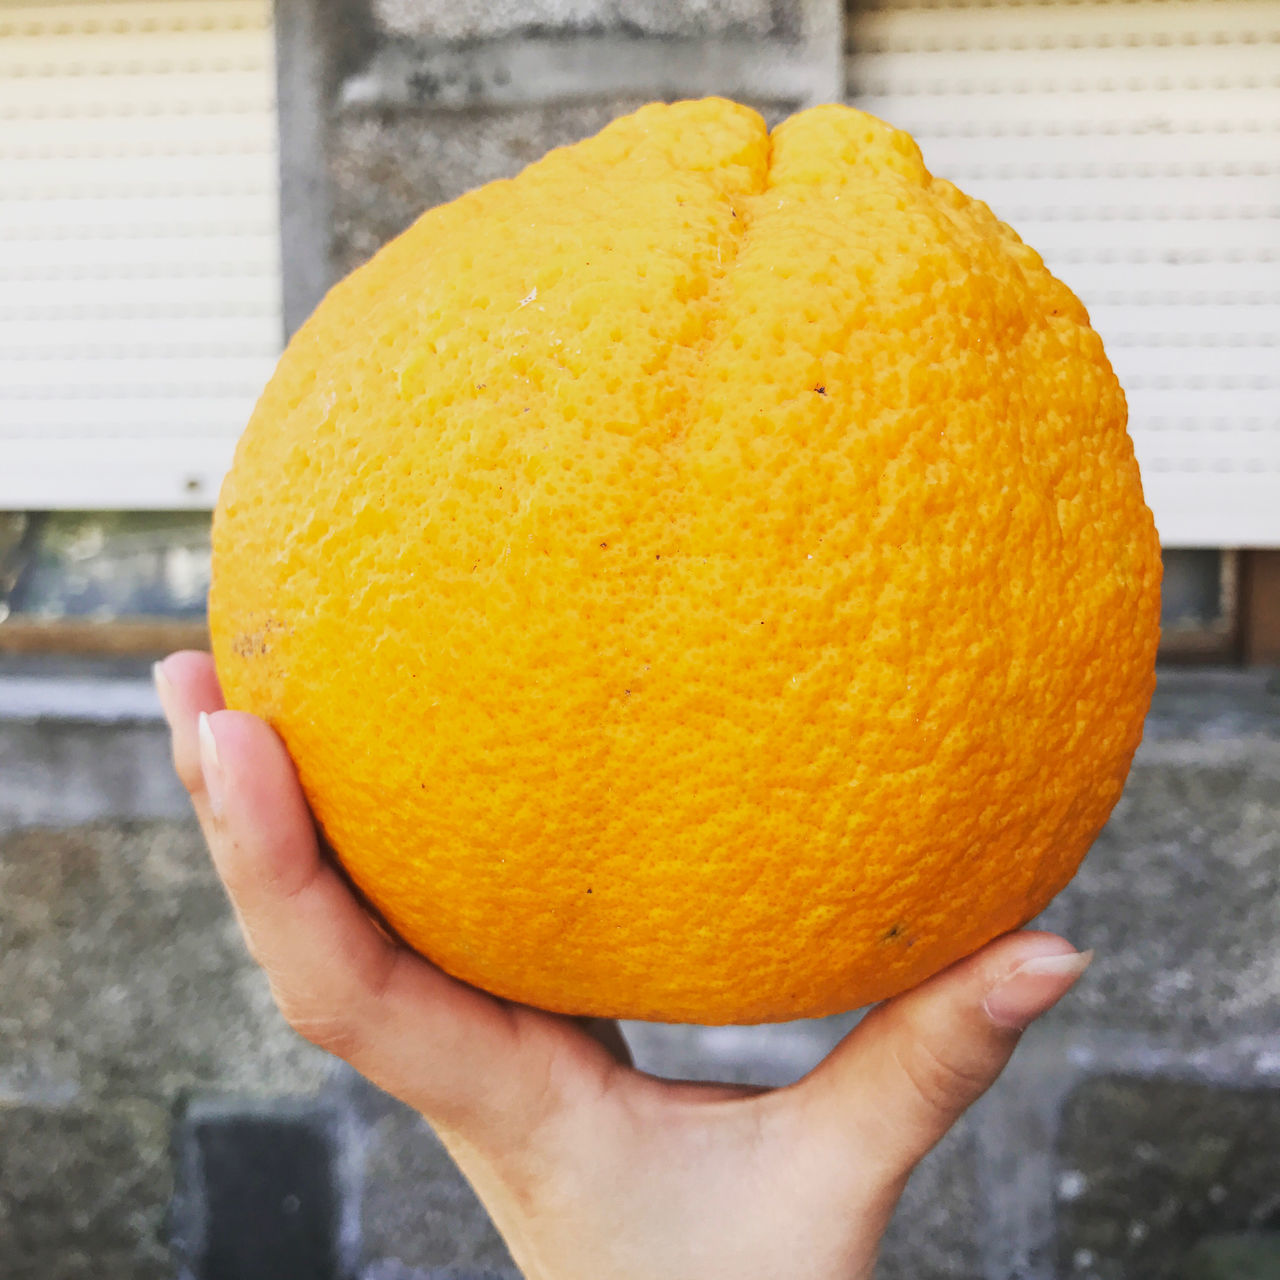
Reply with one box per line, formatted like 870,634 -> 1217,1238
0,0 -> 281,509
848,0 -> 1280,546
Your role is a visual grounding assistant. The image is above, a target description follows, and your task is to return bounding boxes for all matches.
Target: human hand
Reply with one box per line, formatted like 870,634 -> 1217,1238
156,650 -> 1089,1280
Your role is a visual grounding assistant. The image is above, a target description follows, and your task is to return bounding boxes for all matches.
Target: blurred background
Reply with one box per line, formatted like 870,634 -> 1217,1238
0,1 -> 1277,1277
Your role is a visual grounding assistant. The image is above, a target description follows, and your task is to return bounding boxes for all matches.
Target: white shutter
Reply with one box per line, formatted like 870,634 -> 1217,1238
0,0 -> 281,510
848,0 -> 1280,547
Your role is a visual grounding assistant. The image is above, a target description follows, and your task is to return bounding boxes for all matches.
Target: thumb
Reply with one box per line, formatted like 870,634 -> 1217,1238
800,932 -> 1091,1181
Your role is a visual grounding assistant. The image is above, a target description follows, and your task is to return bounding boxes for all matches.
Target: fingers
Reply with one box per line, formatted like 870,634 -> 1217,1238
153,653 -> 615,1138
153,650 -> 224,816
799,932 -> 1090,1182
190,707 -> 405,1020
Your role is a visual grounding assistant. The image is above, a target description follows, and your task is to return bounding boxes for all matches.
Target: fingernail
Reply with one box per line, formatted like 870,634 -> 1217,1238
984,950 -> 1093,1030
198,711 -> 226,818
152,660 -> 173,724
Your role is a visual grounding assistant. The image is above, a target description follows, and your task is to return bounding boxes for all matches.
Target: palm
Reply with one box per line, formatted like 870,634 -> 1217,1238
448,1004 -> 884,1280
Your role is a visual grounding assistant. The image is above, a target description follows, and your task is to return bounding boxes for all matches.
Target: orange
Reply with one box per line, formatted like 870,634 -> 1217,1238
210,99 -> 1160,1025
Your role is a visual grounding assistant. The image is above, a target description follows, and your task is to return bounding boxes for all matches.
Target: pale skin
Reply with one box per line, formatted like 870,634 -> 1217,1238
156,650 -> 1091,1280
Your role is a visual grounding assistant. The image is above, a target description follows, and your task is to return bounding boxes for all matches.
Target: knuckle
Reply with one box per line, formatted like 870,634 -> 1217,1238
239,925 -> 273,973
272,988 -> 363,1059
288,1011 -> 362,1059
894,1036 -> 991,1118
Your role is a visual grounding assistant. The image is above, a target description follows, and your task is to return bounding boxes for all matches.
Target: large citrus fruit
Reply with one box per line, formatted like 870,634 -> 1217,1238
210,99 -> 1160,1025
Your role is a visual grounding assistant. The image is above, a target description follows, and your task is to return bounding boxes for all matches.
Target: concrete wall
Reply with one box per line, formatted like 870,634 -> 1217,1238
5,2 -> 1280,1277
3,670 -> 1278,1278
275,0 -> 841,331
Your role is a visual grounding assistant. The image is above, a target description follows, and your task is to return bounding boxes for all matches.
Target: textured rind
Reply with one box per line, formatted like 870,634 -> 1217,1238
209,99 -> 1162,1025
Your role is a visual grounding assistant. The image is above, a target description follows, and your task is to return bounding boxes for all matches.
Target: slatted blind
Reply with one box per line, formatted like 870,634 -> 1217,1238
0,0 -> 281,510
848,0 -> 1280,546
3,0 -> 1276,544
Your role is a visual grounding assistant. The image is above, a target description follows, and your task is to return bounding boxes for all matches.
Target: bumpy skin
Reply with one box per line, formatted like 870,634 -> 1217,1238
210,100 -> 1161,1024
